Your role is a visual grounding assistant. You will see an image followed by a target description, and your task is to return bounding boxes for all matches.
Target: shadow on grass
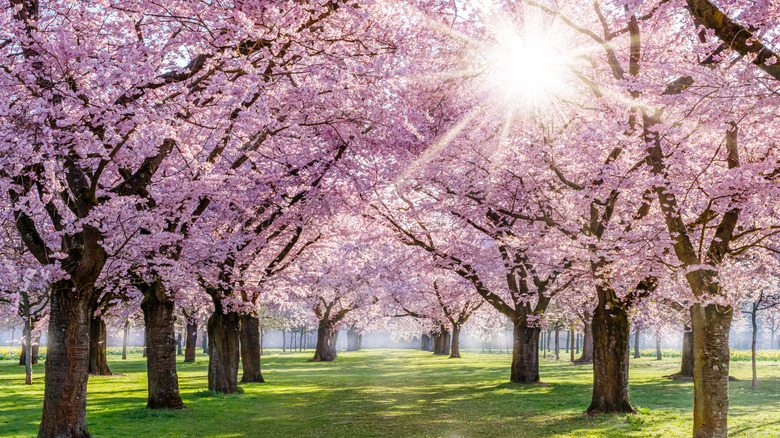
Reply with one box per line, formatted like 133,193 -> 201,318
1,351 -> 779,437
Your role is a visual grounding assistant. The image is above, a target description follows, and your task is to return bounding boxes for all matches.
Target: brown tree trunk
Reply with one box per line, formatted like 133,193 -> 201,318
634,330 -> 641,359
24,316 -> 33,385
656,334 -> 662,361
677,328 -> 695,378
38,280 -> 93,438
88,315 -> 112,375
421,333 -> 432,351
33,333 -> 40,362
511,321 -> 541,383
201,329 -> 208,353
433,329 -> 451,356
574,321 -> 594,364
332,328 -> 340,350
751,306 -> 757,389
19,325 -> 39,366
692,303 -> 732,437
570,329 -> 575,362
554,328 -> 560,360
207,308 -> 241,393
122,320 -> 129,360
141,281 -> 184,409
449,326 -> 461,358
260,327 -> 264,355
588,290 -> 635,415
176,329 -> 183,356
184,320 -> 197,363
310,320 -> 337,362
239,314 -> 264,383
282,330 -> 286,352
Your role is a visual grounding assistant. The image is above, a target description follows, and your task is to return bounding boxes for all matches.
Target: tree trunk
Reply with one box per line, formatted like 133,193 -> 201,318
38,280 -> 93,438
433,329 -> 451,356
19,324 -> 39,366
201,329 -> 208,353
176,329 -> 183,356
122,320 -> 129,360
588,290 -> 635,415
678,328 -> 695,378
449,326 -> 461,358
88,315 -> 112,375
751,306 -> 757,389
299,329 -> 304,351
692,303 -> 732,438
141,281 -> 184,409
260,327 -> 264,356
574,321 -> 594,364
347,329 -> 359,351
421,333 -> 432,351
33,332 -> 40,362
565,329 -> 569,353
282,330 -> 286,352
207,308 -> 240,393
511,321 -> 541,383
239,314 -> 264,383
634,330 -> 641,359
332,328 -> 340,350
310,321 -> 337,362
554,328 -> 560,360
184,320 -> 197,363
142,330 -> 147,358
570,329 -> 575,362
24,315 -> 33,385
656,334 -> 662,361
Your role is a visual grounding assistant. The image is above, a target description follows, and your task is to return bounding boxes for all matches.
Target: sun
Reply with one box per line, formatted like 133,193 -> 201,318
483,25 -> 570,111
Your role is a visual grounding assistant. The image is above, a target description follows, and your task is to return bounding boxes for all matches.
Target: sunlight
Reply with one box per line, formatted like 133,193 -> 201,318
483,24 -> 570,111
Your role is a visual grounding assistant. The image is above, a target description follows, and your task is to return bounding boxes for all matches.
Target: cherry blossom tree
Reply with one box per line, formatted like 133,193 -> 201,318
0,0 -> 423,432
384,251 -> 483,358
277,218 -> 383,363
0,224 -> 50,384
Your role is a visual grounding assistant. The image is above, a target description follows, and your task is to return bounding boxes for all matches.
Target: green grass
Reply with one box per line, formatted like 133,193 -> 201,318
1,349 -> 779,437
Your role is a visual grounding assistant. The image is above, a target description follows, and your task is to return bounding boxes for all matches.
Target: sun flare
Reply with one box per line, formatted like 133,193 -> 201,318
484,26 -> 570,111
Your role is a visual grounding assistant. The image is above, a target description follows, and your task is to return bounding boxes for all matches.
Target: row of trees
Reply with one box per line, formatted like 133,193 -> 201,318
0,0 -> 778,437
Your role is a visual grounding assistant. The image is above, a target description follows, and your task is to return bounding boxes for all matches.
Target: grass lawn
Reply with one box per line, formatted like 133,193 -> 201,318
1,349 -> 779,437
